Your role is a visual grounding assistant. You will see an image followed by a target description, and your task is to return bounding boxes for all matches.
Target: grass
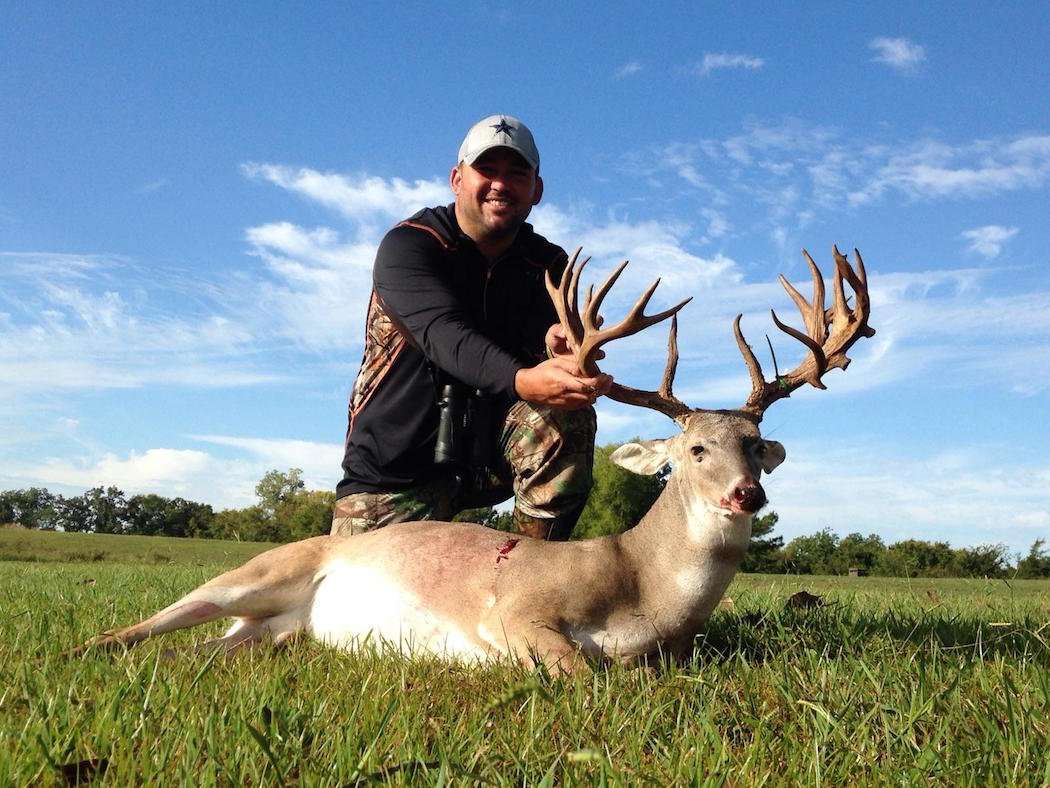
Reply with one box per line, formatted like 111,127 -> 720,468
2,532 -> 1049,784
0,528 -> 274,566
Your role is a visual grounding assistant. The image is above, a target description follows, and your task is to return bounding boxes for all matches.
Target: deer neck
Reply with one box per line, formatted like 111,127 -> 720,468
617,473 -> 752,606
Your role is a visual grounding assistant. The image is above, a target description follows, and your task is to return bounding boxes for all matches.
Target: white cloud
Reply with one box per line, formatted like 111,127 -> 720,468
531,204 -> 742,296
852,137 -> 1050,204
0,251 -> 115,282
695,52 -> 765,77
137,178 -> 170,194
4,436 -> 344,511
238,169 -> 451,346
650,122 -> 1050,214
869,37 -> 926,72
765,441 -> 1050,553
0,253 -> 272,396
700,208 -> 730,242
614,61 -> 643,79
190,433 -> 342,472
242,163 -> 448,226
244,221 -> 377,349
17,448 -> 223,497
961,224 -> 1019,258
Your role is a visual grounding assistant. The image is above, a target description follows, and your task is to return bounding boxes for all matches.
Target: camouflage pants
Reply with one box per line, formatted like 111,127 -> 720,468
331,401 -> 596,540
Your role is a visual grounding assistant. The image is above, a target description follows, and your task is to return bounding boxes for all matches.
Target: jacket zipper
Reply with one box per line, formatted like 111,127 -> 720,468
482,258 -> 502,323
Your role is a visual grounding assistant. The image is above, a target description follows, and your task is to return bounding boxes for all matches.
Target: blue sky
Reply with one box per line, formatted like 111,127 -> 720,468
3,3 -> 1049,553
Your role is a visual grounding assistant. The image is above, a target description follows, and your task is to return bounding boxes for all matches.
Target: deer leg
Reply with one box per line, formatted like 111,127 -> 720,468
486,614 -> 587,675
71,596 -> 229,655
71,537 -> 328,656
156,614 -> 307,660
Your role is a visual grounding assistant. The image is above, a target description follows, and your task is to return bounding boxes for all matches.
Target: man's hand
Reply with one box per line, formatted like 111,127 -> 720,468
514,357 -> 613,410
544,324 -> 572,358
544,323 -> 605,361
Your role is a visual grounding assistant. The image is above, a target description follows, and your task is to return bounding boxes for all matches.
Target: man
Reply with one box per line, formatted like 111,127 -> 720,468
332,115 -> 611,540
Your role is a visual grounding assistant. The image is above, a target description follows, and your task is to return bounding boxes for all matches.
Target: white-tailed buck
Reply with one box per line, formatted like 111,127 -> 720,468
75,247 -> 874,672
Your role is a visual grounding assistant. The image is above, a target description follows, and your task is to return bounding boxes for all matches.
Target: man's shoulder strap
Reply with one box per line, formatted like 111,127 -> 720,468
393,205 -> 458,252
396,219 -> 456,252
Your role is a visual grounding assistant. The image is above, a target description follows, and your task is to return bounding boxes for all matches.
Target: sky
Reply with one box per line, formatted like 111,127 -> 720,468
2,3 -> 1049,554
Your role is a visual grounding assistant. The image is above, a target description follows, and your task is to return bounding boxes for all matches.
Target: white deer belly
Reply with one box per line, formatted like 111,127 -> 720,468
309,561 -> 489,660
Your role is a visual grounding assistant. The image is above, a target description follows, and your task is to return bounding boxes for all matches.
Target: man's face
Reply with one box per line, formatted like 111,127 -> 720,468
450,148 -> 543,242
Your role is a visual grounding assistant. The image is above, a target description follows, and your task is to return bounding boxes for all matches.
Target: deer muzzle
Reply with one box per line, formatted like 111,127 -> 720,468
729,478 -> 766,514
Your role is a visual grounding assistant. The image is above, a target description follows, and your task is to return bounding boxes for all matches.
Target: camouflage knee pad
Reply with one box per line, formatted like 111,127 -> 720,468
330,481 -> 455,536
500,401 -> 596,524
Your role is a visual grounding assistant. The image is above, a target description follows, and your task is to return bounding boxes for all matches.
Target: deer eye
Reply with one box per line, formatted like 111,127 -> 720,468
690,445 -> 704,460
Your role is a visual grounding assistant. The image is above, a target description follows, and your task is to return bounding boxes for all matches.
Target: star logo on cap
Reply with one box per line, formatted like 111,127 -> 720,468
490,118 -> 514,137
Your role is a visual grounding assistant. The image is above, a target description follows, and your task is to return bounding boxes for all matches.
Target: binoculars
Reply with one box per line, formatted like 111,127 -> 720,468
433,382 -> 493,489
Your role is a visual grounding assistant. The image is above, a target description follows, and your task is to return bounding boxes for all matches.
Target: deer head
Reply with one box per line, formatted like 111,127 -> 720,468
546,246 -> 875,519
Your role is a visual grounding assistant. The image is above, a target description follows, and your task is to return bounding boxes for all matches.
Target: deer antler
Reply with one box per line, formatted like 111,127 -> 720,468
545,248 -> 693,422
736,246 -> 876,419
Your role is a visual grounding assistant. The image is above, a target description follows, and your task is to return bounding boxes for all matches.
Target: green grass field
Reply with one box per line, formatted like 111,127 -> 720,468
2,531 -> 1048,784
0,528 -> 274,566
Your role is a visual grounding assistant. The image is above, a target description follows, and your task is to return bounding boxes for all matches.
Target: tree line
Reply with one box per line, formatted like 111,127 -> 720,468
3,447 -> 1049,578
0,469 -> 333,543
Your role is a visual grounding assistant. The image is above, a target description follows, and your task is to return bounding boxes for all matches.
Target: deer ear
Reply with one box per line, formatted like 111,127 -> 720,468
611,439 -> 672,476
760,440 -> 786,473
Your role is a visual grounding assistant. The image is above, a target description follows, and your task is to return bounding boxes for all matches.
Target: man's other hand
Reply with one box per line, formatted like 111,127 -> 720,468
544,323 -> 605,362
514,357 -> 613,410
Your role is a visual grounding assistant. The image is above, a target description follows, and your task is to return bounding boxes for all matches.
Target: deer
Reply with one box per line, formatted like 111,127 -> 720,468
73,246 -> 874,673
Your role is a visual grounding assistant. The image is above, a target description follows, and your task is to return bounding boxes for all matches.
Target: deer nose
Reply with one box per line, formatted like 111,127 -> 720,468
733,479 -> 766,513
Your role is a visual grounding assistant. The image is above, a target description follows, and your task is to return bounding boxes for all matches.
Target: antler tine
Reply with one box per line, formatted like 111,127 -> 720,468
769,309 -> 828,388
734,314 -> 766,395
547,252 -> 694,421
576,263 -> 691,370
658,314 -> 680,399
583,260 -> 629,331
781,249 -> 828,343
739,247 -> 877,420
606,312 -> 692,422
545,247 -> 587,352
830,245 -> 853,328
567,254 -> 592,325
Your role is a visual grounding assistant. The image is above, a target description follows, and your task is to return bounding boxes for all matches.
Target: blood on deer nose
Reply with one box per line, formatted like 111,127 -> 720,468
733,480 -> 766,513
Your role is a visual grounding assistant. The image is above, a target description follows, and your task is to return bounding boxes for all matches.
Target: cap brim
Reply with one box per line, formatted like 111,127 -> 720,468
461,143 -> 538,170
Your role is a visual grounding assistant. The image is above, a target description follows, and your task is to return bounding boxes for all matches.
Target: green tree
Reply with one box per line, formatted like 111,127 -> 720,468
0,488 -> 59,529
279,489 -> 337,541
81,486 -> 128,534
453,506 -> 514,531
54,494 -> 92,532
838,532 -> 885,574
123,494 -> 170,535
1017,539 -> 1050,578
124,494 -> 214,537
953,544 -> 1009,578
255,468 -> 306,519
574,442 -> 664,539
783,528 -> 839,574
876,539 -> 956,577
740,511 -> 784,573
209,505 -> 272,542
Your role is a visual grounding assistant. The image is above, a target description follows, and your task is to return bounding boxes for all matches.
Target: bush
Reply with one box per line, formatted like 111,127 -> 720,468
574,442 -> 664,539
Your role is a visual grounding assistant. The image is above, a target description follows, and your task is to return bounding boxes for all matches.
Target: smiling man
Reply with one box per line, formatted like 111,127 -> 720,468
332,115 -> 610,540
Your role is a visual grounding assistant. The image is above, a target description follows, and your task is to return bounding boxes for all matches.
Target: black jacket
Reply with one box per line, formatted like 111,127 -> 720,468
337,204 -> 568,497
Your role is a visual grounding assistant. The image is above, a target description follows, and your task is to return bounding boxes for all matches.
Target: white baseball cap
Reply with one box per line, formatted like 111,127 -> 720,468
457,115 -> 540,171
